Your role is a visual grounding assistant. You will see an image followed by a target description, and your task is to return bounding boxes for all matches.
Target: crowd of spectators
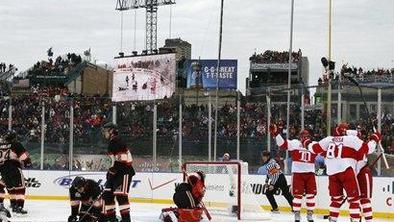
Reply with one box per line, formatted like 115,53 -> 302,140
249,49 -> 302,64
26,53 -> 83,78
341,65 -> 393,78
0,81 -> 10,96
0,63 -> 15,73
0,86 -> 112,150
0,84 -> 392,153
318,65 -> 394,85
0,83 -> 392,172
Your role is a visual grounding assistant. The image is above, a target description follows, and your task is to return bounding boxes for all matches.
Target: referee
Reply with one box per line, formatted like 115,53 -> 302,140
262,151 -> 293,212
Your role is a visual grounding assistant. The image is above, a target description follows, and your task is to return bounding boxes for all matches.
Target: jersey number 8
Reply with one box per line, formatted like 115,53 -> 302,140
326,143 -> 343,159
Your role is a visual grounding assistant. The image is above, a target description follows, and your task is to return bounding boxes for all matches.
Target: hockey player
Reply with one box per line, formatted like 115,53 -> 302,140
261,151 -> 293,213
101,123 -> 135,222
270,124 -> 317,222
160,171 -> 206,222
0,131 -> 31,215
307,123 -> 380,222
347,129 -> 375,222
68,176 -> 103,222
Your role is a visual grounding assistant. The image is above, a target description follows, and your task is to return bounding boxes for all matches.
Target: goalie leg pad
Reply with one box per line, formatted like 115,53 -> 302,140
160,210 -> 178,222
177,208 -> 203,222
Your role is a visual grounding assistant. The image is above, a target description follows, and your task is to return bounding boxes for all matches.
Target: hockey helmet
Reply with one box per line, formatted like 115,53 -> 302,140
334,123 -> 349,136
72,176 -> 86,189
261,150 -> 270,157
4,130 -> 17,143
299,129 -> 311,141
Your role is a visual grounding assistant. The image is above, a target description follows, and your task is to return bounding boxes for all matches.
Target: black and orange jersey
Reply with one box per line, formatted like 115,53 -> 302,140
107,136 -> 133,171
0,142 -> 29,166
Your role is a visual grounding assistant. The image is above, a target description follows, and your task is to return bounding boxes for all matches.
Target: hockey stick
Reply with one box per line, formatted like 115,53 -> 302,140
322,197 -> 362,222
322,197 -> 348,220
341,74 -> 389,169
182,170 -> 212,221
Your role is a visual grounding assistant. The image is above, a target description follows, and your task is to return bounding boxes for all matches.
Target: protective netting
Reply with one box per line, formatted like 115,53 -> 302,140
183,161 -> 270,220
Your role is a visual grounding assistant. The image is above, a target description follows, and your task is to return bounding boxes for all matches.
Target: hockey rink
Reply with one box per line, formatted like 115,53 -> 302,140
5,200 -> 393,222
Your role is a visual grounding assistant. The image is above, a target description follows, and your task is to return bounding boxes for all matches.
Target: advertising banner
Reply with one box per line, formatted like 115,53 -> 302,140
112,53 -> 176,101
250,63 -> 298,71
185,59 -> 237,89
22,170 -> 394,217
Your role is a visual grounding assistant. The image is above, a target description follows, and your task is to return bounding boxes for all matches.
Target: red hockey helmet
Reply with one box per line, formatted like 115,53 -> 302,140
334,123 -> 349,136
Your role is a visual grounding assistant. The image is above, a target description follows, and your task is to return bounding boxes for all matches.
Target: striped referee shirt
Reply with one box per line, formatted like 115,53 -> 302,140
265,159 -> 283,185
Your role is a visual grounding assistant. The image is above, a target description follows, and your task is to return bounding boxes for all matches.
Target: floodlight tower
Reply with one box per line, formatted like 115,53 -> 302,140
116,0 -> 176,54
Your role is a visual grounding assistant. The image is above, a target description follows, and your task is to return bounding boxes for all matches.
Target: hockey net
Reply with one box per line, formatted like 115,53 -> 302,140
182,161 -> 269,221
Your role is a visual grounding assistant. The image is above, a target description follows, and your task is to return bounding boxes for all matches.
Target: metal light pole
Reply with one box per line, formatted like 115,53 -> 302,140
236,91 -> 240,160
285,0 -> 295,174
301,83 -> 305,130
266,88 -> 271,152
326,0 -> 333,135
178,96 -> 183,166
214,0 -> 225,161
208,95 -> 212,161
337,72 -> 342,122
377,88 -> 382,175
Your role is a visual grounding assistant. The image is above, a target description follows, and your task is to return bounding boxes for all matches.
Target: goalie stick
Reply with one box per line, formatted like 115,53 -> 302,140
77,181 -> 107,222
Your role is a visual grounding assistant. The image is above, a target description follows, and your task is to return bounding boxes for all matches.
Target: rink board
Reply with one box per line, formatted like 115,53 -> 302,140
21,170 -> 394,218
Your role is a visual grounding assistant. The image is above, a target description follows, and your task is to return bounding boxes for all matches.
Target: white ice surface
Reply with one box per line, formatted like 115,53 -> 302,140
4,200 -> 393,222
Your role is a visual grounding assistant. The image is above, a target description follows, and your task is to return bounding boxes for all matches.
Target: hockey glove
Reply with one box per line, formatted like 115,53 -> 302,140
23,157 -> 32,168
68,215 -> 78,222
369,132 -> 382,143
269,123 -> 279,137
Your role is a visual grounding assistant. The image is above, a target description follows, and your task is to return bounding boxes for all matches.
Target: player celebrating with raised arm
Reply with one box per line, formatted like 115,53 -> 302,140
347,129 -> 376,222
68,176 -> 103,222
101,123 -> 136,222
307,123 -> 380,222
270,124 -> 317,222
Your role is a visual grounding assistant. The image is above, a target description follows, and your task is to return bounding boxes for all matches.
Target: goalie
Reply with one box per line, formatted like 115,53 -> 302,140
160,171 -> 207,222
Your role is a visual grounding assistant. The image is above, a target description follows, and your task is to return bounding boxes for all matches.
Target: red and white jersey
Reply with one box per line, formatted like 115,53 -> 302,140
309,135 -> 376,175
275,135 -> 317,173
346,130 -> 377,174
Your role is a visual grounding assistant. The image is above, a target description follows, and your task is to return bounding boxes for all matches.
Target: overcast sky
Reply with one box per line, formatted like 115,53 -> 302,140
0,0 -> 393,93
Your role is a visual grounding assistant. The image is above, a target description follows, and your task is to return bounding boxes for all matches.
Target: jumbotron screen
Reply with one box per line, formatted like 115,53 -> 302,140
112,53 -> 176,101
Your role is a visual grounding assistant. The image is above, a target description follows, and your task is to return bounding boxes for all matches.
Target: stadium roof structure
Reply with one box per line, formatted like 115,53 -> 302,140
359,82 -> 394,89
